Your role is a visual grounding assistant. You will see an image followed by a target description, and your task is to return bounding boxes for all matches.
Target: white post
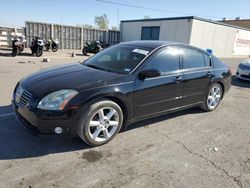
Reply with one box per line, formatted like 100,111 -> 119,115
81,27 -> 83,49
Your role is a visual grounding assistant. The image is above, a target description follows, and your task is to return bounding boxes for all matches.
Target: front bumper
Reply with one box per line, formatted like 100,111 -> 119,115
236,67 -> 250,81
12,100 -> 79,137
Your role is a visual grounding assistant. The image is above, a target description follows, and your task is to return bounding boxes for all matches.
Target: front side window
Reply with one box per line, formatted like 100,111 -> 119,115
84,45 -> 151,74
143,47 -> 180,73
182,48 -> 206,69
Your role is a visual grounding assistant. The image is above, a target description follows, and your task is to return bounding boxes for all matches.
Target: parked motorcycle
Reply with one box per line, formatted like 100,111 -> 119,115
30,37 -> 44,57
82,40 -> 102,55
11,35 -> 27,57
45,38 -> 59,52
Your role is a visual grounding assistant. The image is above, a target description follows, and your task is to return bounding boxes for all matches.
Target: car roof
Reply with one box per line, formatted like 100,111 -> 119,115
119,40 -> 179,50
118,40 -> 211,56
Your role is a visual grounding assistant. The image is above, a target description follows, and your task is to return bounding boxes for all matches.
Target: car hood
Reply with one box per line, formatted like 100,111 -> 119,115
240,59 -> 250,66
21,63 -> 123,98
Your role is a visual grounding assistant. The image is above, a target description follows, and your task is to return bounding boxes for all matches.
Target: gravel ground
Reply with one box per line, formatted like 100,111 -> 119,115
0,49 -> 250,188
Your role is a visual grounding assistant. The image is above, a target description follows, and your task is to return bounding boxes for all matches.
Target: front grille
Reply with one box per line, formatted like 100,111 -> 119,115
19,90 -> 32,107
241,74 -> 250,79
15,86 -> 33,107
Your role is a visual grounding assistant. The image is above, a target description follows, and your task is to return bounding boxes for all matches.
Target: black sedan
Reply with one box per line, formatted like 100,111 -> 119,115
13,41 -> 231,146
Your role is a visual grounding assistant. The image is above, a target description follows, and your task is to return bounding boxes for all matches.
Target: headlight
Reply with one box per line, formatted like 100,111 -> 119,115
239,64 -> 245,70
37,89 -> 78,110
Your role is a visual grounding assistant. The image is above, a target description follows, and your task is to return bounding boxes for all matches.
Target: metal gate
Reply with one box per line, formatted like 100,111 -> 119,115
25,21 -> 120,49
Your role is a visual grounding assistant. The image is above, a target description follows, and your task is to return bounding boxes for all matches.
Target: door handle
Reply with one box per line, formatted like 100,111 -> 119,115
207,71 -> 213,77
175,76 -> 182,83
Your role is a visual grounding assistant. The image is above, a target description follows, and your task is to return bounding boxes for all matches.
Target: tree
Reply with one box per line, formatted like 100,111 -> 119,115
95,14 -> 109,30
82,24 -> 94,29
111,26 -> 119,31
76,23 -> 94,29
144,15 -> 151,19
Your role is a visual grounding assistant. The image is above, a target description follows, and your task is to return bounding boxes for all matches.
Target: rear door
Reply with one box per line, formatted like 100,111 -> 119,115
133,47 -> 184,118
180,47 -> 213,106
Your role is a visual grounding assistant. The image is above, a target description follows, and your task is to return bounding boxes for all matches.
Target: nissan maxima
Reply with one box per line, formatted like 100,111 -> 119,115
13,41 -> 231,146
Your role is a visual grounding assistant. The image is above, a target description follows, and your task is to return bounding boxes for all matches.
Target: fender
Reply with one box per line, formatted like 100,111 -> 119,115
74,86 -> 134,123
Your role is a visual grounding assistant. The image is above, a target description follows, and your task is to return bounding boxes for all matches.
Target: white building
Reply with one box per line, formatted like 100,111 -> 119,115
120,16 -> 250,58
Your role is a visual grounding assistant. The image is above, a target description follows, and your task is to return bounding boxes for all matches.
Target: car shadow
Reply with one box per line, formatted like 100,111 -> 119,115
0,52 -> 33,57
0,104 -> 89,160
231,75 -> 250,88
124,107 -> 204,132
0,104 -> 204,160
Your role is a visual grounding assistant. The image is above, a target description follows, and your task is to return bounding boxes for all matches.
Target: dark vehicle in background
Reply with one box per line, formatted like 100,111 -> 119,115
45,38 -> 59,52
11,35 -> 27,57
30,37 -> 44,57
82,40 -> 102,55
13,41 -> 231,146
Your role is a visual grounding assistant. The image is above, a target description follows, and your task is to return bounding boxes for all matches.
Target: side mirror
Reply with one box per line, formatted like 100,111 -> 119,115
138,69 -> 161,80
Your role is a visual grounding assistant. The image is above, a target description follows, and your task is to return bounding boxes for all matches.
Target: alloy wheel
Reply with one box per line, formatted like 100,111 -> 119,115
88,107 -> 120,142
207,85 -> 221,110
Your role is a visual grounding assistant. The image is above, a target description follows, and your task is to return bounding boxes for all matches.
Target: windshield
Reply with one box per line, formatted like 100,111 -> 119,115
83,45 -> 151,74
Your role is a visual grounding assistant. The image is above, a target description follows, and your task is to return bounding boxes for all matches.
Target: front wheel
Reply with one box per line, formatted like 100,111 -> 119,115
82,47 -> 88,55
201,83 -> 223,112
35,47 -> 43,57
12,49 -> 18,57
77,100 -> 123,146
52,45 -> 58,52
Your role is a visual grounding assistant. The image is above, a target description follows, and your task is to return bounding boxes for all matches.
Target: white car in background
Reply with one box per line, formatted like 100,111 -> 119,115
236,58 -> 250,81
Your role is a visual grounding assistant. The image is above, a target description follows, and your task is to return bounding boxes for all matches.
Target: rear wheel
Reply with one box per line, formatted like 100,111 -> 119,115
20,45 -> 24,52
45,44 -> 50,51
201,83 -> 223,112
77,100 -> 123,146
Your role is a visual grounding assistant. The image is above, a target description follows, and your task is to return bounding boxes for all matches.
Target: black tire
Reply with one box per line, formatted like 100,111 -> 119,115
35,47 -> 43,57
77,100 -> 123,146
12,49 -> 18,57
82,47 -> 88,55
200,83 -> 223,112
52,46 -> 58,52
45,45 -> 50,51
20,46 -> 24,52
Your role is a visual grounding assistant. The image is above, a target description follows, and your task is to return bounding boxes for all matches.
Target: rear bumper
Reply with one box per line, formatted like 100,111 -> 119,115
12,100 -> 79,137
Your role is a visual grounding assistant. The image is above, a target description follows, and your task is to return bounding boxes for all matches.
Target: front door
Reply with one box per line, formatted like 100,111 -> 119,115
133,47 -> 184,119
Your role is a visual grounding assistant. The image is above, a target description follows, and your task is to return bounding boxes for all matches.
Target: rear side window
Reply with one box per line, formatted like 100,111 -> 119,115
212,55 -> 227,68
182,48 -> 206,69
143,47 -> 180,73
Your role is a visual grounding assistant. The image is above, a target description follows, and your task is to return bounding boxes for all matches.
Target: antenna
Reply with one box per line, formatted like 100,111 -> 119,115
116,8 -> 120,27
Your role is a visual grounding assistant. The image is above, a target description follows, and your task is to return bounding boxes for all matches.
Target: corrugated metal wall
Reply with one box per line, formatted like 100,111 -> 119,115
25,21 -> 120,49
189,19 -> 250,58
0,26 -> 24,47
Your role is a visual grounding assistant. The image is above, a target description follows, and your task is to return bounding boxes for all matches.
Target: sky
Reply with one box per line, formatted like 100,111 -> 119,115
0,0 -> 249,28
